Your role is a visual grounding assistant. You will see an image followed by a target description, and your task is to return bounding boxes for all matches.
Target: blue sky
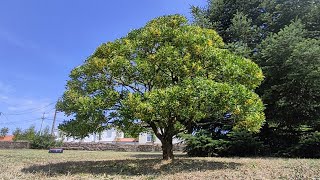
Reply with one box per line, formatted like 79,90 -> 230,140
0,0 -> 206,133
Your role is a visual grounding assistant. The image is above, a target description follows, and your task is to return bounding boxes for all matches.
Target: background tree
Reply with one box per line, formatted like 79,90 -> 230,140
258,21 -> 320,128
13,125 -> 60,149
57,15 -> 265,160
12,128 -> 22,140
192,0 -> 319,56
257,21 -> 320,153
0,127 -> 9,137
191,0 -> 320,157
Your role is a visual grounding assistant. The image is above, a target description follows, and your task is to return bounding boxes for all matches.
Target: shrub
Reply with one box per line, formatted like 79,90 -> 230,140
183,130 -> 263,157
227,131 -> 263,156
13,126 -> 62,149
293,131 -> 320,158
183,130 -> 229,157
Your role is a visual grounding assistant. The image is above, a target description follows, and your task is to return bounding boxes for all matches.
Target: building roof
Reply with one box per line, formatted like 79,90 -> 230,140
0,135 -> 14,141
116,138 -> 137,142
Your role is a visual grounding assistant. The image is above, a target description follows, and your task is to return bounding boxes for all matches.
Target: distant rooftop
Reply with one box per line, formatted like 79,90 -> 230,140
116,138 -> 137,142
0,135 -> 14,141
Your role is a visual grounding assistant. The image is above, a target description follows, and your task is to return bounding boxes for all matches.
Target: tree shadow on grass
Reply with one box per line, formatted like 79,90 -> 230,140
21,158 -> 241,177
129,153 -> 188,159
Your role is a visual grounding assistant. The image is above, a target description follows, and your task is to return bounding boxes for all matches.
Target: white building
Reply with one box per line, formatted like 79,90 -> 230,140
56,128 -> 124,143
55,128 -> 182,145
138,132 -> 182,145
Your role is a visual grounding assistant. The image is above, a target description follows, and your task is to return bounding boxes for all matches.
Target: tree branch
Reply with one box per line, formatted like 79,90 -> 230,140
150,121 -> 163,141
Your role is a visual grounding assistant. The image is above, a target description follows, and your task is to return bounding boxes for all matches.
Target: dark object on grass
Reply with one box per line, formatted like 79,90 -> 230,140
49,148 -> 63,153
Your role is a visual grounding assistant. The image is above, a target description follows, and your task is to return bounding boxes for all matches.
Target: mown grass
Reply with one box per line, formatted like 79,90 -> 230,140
0,149 -> 319,179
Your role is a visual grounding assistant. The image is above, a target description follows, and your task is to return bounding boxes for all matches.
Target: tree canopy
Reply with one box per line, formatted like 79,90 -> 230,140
192,0 -> 320,56
192,0 -> 320,129
257,21 -> 320,128
0,127 -> 9,137
189,0 -> 320,157
57,15 -> 265,159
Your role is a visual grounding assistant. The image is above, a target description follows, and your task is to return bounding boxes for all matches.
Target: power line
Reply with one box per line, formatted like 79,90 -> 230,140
46,107 -> 56,114
0,115 -> 39,130
5,102 -> 55,115
0,117 -> 42,125
0,99 -> 62,132
0,112 -> 9,121
3,102 -> 56,115
49,117 -> 65,121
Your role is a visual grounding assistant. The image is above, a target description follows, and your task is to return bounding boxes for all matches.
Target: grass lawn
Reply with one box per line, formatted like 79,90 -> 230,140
0,149 -> 319,179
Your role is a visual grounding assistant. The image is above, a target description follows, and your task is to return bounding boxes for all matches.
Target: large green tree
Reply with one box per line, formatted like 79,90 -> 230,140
192,0 -> 320,156
258,21 -> 320,129
192,0 -> 319,55
57,15 -> 265,160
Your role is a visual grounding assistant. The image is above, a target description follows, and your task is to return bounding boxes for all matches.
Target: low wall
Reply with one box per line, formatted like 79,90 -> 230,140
0,141 -> 30,149
62,142 -> 185,152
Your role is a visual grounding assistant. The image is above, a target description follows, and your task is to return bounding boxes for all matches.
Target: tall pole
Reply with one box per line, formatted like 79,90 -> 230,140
40,112 -> 45,135
51,109 -> 57,136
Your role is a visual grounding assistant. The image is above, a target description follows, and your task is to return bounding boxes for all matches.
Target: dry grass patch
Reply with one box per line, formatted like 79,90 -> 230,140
0,149 -> 319,179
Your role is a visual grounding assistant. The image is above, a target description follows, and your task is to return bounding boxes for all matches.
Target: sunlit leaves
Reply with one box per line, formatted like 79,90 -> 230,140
57,15 -> 264,142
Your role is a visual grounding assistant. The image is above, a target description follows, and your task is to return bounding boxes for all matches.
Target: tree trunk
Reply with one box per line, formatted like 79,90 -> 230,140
161,137 -> 174,160
149,122 -> 174,160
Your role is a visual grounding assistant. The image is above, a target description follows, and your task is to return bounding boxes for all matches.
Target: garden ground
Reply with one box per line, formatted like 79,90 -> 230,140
0,149 -> 319,179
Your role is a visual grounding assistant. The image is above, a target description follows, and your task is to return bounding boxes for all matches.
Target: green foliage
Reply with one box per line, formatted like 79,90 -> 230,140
57,15 -> 265,159
190,0 -> 320,158
293,132 -> 320,158
226,131 -> 263,156
31,128 -> 62,149
13,126 -> 37,141
302,4 -> 320,39
184,130 -> 263,157
192,0 -> 263,41
0,127 -> 9,137
192,0 -> 319,53
125,78 -> 265,134
13,126 -> 61,149
12,128 -> 22,140
258,21 -> 320,128
123,131 -> 139,139
183,130 -> 229,157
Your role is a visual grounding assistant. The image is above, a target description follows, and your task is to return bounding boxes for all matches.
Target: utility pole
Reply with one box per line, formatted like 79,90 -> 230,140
40,112 -> 45,135
51,109 -> 57,136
